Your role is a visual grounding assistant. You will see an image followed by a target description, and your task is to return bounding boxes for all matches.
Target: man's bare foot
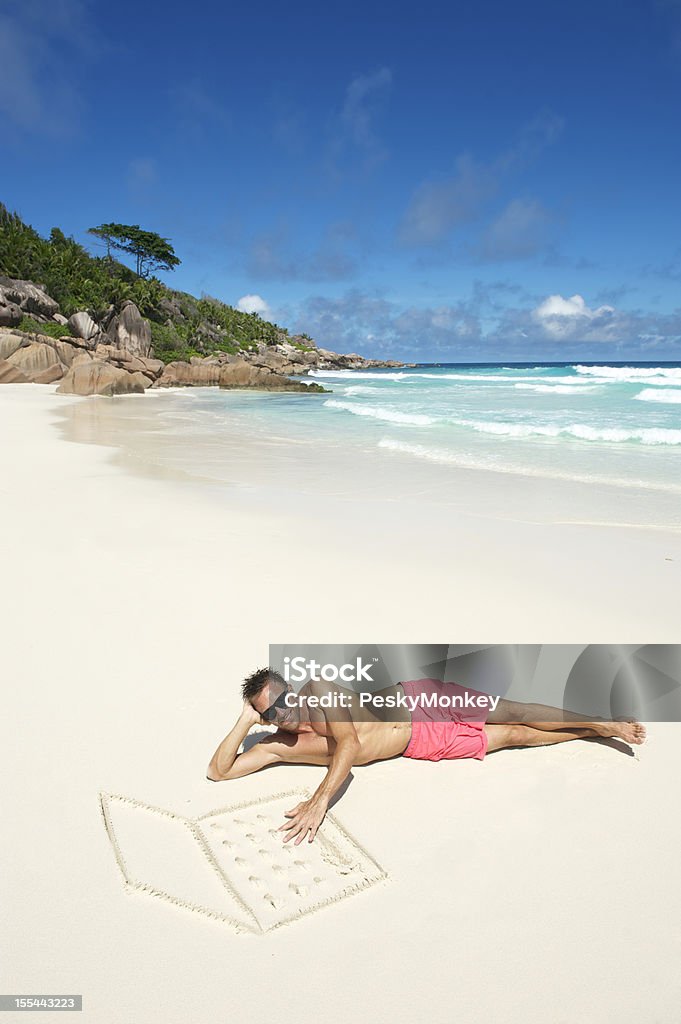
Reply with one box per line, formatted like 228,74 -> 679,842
592,721 -> 646,744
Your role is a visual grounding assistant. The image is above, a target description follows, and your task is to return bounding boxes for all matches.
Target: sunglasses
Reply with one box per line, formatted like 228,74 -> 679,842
259,688 -> 291,722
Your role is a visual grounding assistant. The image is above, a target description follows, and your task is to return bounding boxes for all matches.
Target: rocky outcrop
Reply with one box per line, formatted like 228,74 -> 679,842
249,347 -> 313,376
313,347 -> 406,370
157,295 -> 184,321
155,357 -> 327,392
48,336 -> 89,366
218,359 -> 327,392
106,301 -> 152,357
0,301 -> 22,328
56,358 -> 147,397
155,360 -> 222,387
94,344 -> 164,383
0,328 -> 79,386
0,321 -> 378,396
0,277 -> 59,320
0,326 -> 165,395
33,362 -> 66,384
0,360 -> 29,383
0,330 -> 24,361
1,328 -> 89,368
0,314 -> 404,397
0,274 -> 407,397
68,311 -> 100,343
240,339 -> 406,376
5,341 -> 64,378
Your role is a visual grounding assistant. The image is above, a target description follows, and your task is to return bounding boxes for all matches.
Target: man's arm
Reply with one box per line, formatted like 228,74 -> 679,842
207,703 -> 280,781
279,712 -> 360,845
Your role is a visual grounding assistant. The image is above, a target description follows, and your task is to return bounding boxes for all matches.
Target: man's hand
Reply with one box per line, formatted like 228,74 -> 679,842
240,700 -> 262,727
279,796 -> 328,844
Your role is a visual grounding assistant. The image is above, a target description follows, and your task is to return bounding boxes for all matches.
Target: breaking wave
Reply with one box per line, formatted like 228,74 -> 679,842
453,418 -> 681,445
633,388 -> 681,404
323,399 -> 437,425
343,385 -> 380,396
377,439 -> 681,491
573,364 -> 681,382
514,383 -> 603,394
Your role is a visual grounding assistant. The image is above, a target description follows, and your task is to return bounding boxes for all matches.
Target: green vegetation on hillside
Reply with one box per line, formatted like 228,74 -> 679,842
17,316 -> 76,339
0,203 -> 301,363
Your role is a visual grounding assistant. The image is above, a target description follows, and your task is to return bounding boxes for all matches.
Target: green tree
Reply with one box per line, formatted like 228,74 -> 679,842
87,223 -> 181,278
87,222 -> 118,261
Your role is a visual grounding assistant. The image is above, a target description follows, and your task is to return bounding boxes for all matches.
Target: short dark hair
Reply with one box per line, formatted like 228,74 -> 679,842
241,666 -> 286,703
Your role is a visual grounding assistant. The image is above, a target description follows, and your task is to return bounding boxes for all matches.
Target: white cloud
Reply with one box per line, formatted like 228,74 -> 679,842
237,294 -> 271,317
478,198 -> 554,260
497,109 -> 565,174
275,290 -> 482,358
400,155 -> 497,246
340,67 -> 392,150
325,67 -> 392,177
535,294 -> 588,317
532,293 -> 615,338
247,221 -> 358,282
275,286 -> 681,361
400,110 -> 563,251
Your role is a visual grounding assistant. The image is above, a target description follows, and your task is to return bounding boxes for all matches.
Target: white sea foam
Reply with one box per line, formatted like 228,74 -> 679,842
633,388 -> 681,404
344,385 -> 380,396
315,368 -> 621,386
323,397 -> 681,442
378,438 -> 503,470
437,372 -> 681,387
454,418 -> 681,445
377,439 -> 681,492
563,424 -> 681,444
414,372 -> 553,383
514,383 -> 602,394
309,370 -> 409,381
431,371 -> 677,387
455,419 -> 562,438
323,399 -> 436,425
573,364 -> 681,382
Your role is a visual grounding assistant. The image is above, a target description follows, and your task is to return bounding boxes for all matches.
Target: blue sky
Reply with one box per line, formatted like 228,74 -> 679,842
2,0 -> 681,360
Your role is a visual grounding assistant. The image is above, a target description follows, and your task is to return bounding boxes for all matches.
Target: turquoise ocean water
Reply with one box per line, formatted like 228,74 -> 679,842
146,362 -> 681,498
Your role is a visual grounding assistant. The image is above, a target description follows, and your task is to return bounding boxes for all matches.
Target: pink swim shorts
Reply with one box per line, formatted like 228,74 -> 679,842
401,678 -> 489,762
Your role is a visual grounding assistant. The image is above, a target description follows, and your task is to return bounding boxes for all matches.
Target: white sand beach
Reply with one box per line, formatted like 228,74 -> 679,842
2,384 -> 680,1023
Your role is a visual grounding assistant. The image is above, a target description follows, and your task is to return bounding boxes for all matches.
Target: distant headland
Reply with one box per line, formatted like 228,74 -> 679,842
0,204 -> 409,397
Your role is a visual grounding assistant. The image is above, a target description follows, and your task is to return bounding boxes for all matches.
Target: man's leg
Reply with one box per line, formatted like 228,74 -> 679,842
484,723 -> 605,753
484,722 -> 646,753
488,698 -> 645,743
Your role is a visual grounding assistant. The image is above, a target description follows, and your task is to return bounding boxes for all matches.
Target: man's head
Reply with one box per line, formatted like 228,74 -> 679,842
242,666 -> 300,730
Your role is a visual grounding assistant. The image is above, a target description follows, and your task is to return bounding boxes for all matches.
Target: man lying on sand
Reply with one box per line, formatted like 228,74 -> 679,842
207,667 -> 646,845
